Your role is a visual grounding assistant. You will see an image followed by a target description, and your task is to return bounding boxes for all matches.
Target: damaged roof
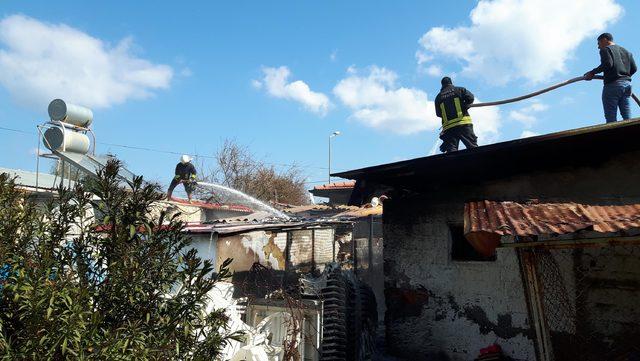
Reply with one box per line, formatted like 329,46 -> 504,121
465,200 -> 640,237
183,220 -> 350,236
333,118 -> 640,190
163,198 -> 254,213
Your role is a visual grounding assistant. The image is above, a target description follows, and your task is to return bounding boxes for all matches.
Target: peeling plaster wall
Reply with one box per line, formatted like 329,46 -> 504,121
214,228 -> 336,274
384,201 -> 535,361
215,231 -> 288,272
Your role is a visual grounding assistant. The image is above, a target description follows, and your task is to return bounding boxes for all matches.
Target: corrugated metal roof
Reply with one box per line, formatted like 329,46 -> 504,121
465,200 -> 640,237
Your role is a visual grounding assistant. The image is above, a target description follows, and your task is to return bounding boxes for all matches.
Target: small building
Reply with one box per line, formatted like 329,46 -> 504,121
184,217 -> 381,360
335,119 -> 640,361
309,180 -> 356,205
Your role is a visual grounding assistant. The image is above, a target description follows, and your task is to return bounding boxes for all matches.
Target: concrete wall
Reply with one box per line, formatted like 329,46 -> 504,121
381,150 -> 640,360
384,201 -> 535,360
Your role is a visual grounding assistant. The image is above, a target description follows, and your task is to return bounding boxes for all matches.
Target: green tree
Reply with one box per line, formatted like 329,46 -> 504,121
0,161 -> 239,360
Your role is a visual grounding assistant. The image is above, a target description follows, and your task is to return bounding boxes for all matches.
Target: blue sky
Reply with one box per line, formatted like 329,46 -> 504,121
1,0 -> 638,190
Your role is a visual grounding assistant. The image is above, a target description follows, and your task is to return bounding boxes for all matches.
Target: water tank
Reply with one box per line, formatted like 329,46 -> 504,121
43,126 -> 90,154
48,99 -> 93,127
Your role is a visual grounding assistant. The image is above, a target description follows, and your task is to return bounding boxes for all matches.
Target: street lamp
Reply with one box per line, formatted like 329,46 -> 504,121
329,131 -> 341,184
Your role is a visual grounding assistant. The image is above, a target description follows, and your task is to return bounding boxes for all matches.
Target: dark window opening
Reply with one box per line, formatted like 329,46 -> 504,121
450,224 -> 496,262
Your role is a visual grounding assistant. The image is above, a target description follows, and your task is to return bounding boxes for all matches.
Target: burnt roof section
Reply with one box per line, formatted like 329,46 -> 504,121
333,118 -> 640,189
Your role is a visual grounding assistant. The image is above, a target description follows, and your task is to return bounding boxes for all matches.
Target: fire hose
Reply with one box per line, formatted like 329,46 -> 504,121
469,75 -> 640,108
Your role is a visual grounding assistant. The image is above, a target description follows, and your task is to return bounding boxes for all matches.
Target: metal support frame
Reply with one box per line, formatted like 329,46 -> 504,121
34,120 -> 96,191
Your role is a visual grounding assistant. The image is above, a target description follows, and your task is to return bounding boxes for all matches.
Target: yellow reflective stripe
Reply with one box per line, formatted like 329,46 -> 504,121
440,103 -> 448,124
440,96 -> 472,131
454,97 -> 464,118
442,116 -> 473,131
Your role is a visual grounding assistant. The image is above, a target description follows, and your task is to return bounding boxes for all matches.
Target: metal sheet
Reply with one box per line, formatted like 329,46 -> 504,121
55,151 -> 135,183
465,200 -> 640,238
0,167 -> 75,190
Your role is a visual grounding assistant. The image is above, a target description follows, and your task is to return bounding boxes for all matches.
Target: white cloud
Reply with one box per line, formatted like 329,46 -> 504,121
254,66 -> 331,116
179,67 -> 193,77
415,52 -> 433,65
509,100 -> 549,127
424,64 -> 444,77
0,15 -> 173,109
330,49 -> 338,62
333,66 -> 437,135
251,79 -> 263,89
469,104 -> 501,144
417,0 -> 623,84
523,102 -> 549,113
333,66 -> 501,140
509,110 -> 536,125
520,130 -> 540,138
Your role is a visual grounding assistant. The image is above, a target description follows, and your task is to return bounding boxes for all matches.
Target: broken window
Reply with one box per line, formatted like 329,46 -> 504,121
449,224 -> 496,262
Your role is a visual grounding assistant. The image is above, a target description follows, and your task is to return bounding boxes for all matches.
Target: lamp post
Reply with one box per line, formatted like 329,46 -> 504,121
329,131 -> 341,184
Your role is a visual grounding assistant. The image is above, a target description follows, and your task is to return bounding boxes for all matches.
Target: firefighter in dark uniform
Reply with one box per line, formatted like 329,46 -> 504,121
435,77 -> 478,153
167,155 -> 197,202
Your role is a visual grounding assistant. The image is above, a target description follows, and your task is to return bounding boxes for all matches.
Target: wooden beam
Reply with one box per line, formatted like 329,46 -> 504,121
501,235 -> 640,249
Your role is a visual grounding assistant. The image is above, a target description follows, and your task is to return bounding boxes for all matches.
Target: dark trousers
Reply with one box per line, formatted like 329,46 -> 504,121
168,178 -> 195,196
439,124 -> 478,153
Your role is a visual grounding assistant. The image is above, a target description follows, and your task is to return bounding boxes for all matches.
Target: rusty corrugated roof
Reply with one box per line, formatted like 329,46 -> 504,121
284,204 -> 357,214
313,180 -> 356,191
465,200 -> 640,237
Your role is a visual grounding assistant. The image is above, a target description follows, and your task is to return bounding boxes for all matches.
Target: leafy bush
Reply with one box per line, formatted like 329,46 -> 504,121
0,161 -> 238,360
